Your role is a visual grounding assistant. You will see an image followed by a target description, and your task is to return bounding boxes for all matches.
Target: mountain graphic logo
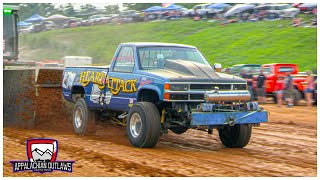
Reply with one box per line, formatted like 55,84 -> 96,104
27,139 -> 58,162
10,138 -> 75,173
31,148 -> 53,162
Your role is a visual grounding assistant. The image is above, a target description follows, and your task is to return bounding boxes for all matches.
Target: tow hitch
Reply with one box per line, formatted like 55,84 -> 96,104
224,107 -> 264,126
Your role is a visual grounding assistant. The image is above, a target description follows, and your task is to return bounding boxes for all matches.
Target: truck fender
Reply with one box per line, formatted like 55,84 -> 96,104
71,85 -> 85,102
137,85 -> 162,101
293,82 -> 303,92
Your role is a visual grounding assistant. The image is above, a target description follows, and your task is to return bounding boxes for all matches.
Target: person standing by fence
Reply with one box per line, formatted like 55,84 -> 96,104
304,70 -> 315,108
275,76 -> 285,107
241,70 -> 254,101
256,69 -> 266,103
284,71 -> 294,107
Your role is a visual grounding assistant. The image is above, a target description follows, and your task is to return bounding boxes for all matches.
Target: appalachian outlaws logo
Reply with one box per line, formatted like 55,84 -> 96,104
10,139 -> 74,173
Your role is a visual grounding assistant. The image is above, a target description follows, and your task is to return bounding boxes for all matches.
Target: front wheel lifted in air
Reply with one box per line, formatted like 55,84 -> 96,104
218,124 -> 252,148
126,102 -> 161,148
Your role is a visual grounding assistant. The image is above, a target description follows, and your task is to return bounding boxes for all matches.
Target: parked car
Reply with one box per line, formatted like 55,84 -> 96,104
297,3 -> 317,12
182,8 -> 195,17
192,4 -> 211,17
255,4 -> 300,18
42,21 -> 57,31
19,25 -> 34,34
267,4 -> 300,18
230,64 -> 261,76
119,10 -> 143,22
252,63 -> 307,105
89,14 -> 110,25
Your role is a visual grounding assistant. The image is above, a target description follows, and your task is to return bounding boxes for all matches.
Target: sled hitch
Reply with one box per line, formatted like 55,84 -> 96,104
224,108 -> 264,126
191,108 -> 268,126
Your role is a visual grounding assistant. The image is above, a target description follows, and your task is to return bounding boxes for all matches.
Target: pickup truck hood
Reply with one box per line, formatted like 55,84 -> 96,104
144,60 -> 246,84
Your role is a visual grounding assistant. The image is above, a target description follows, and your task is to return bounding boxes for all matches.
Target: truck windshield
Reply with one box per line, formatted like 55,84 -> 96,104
137,47 -> 210,70
262,67 -> 272,74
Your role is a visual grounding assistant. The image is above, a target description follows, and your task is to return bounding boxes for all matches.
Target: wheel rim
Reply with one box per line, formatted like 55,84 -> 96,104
75,107 -> 83,128
130,113 -> 142,138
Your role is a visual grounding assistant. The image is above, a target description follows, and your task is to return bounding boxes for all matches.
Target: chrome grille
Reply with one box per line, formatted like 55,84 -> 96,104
190,84 -> 231,91
190,94 -> 204,100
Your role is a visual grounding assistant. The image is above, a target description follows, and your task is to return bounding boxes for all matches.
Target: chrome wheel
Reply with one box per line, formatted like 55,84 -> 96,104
75,107 -> 83,128
130,113 -> 142,138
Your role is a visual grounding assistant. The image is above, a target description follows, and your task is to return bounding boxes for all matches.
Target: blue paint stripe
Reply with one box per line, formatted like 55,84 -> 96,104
191,111 -> 268,125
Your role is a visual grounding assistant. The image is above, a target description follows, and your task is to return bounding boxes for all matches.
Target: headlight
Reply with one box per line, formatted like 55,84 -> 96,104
170,84 -> 189,91
233,84 -> 247,90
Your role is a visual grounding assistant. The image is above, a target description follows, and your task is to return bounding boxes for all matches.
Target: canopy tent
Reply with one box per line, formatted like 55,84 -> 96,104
44,14 -> 70,26
24,14 -> 45,23
208,3 -> 230,9
17,21 -> 32,27
45,14 -> 69,21
143,6 -> 165,12
164,4 -> 184,11
224,4 -> 256,17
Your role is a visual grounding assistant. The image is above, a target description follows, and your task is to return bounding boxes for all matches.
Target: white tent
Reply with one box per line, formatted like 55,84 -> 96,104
45,14 -> 70,21
224,4 -> 256,17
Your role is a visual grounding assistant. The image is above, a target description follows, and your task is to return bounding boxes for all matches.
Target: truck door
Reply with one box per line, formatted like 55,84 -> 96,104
106,45 -> 139,112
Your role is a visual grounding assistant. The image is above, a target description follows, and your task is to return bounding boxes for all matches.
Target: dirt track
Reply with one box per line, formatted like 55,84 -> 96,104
3,104 -> 317,177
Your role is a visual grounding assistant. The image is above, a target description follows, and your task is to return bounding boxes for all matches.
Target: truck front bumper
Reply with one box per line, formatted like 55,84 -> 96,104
191,110 -> 268,126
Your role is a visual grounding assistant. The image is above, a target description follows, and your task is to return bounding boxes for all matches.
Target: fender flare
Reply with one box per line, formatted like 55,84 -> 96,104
137,85 -> 162,101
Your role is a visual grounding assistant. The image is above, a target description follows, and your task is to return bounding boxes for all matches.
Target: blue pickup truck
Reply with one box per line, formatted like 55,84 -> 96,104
62,42 -> 268,148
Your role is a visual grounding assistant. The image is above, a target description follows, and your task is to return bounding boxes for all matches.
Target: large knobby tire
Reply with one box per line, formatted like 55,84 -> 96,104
72,98 -> 96,135
126,102 -> 161,148
218,124 -> 252,148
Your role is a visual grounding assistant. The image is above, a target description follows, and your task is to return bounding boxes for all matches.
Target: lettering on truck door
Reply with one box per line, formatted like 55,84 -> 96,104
107,45 -> 139,111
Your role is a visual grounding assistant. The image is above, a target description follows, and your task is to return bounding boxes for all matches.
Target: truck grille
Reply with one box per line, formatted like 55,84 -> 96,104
190,84 -> 231,91
190,94 -> 204,100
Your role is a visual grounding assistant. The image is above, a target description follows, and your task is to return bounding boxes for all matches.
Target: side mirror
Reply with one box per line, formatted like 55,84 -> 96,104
214,63 -> 222,72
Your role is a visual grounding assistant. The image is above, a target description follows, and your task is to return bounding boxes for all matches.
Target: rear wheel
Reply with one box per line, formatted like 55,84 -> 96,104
127,102 -> 161,148
218,124 -> 252,148
72,98 -> 96,135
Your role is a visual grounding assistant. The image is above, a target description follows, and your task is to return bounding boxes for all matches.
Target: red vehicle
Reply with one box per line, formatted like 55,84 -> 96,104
253,63 -> 307,105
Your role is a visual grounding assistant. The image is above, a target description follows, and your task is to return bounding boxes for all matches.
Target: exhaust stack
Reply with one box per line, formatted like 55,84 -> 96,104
204,90 -> 251,102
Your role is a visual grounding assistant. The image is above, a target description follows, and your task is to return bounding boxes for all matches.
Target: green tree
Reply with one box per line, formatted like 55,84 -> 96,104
123,3 -> 161,11
63,3 -> 76,17
104,5 -> 119,14
80,4 -> 97,14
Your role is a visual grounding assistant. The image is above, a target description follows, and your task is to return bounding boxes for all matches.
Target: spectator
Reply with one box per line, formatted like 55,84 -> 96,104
275,76 -> 285,107
256,69 -> 267,103
242,70 -> 254,101
240,69 -> 245,77
284,71 -> 294,107
304,70 -> 315,108
214,63 -> 222,72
